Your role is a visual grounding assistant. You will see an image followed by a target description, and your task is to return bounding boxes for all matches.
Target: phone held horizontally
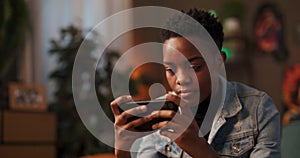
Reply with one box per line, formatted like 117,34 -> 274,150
118,99 -> 178,131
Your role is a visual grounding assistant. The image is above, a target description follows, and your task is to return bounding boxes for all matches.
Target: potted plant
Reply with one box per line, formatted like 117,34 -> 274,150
48,25 -> 119,158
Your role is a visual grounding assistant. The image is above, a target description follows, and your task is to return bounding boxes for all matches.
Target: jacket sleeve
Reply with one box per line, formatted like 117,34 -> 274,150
250,93 -> 281,158
131,133 -> 166,158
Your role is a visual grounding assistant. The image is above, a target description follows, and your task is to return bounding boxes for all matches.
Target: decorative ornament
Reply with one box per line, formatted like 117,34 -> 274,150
282,64 -> 300,125
254,3 -> 288,61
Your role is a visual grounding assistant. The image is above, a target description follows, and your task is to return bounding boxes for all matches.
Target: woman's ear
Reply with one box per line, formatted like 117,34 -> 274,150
220,51 -> 227,63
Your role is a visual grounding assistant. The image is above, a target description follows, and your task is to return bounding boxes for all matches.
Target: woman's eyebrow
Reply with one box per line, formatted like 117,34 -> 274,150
188,56 -> 204,62
163,56 -> 204,65
163,61 -> 174,66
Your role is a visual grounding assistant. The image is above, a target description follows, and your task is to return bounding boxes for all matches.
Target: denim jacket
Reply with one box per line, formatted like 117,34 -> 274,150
133,81 -> 281,158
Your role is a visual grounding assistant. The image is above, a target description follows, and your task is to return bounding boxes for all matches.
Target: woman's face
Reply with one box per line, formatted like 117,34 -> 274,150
163,37 -> 212,105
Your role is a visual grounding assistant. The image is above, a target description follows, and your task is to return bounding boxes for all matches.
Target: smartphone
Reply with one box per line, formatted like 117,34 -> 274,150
118,99 -> 178,131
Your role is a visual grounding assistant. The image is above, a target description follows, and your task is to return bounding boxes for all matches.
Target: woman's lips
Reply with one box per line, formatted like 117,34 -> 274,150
178,90 -> 197,98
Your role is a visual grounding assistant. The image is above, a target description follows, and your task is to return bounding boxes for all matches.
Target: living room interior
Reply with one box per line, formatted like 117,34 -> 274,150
1,0 -> 300,158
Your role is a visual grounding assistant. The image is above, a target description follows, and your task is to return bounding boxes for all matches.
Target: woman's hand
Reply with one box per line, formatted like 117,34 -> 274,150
150,93 -> 219,158
110,95 -> 153,157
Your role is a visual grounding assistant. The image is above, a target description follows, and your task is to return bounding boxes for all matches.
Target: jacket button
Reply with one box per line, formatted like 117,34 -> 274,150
233,140 -> 240,153
165,144 -> 172,152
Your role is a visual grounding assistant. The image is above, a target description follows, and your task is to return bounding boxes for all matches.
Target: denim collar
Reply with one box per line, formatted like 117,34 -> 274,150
221,82 -> 243,118
207,81 -> 243,144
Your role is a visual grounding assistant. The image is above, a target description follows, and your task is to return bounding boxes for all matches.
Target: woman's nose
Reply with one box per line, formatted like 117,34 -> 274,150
175,68 -> 192,85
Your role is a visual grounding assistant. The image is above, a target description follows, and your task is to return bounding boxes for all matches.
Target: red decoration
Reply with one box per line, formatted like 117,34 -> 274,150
254,3 -> 288,61
282,64 -> 300,125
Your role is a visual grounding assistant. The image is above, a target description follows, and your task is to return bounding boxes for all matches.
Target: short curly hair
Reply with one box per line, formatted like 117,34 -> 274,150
161,8 -> 224,51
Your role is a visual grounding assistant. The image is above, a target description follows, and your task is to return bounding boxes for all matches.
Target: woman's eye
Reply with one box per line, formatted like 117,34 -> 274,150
191,65 -> 203,71
166,68 -> 173,72
165,67 -> 175,74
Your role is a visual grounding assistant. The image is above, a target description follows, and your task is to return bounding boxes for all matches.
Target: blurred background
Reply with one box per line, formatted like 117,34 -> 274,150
1,0 -> 300,157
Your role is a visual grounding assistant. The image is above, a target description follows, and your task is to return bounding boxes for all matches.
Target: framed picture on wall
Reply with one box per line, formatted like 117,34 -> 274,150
9,82 -> 47,112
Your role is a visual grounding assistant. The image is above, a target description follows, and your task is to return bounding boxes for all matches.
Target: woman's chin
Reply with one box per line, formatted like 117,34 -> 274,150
179,98 -> 199,107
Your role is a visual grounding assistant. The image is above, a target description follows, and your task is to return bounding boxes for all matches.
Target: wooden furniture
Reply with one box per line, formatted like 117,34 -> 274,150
80,153 -> 115,158
0,110 -> 56,158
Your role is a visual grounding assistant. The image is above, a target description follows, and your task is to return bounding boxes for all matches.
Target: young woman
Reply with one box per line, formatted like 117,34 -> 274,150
110,9 -> 280,158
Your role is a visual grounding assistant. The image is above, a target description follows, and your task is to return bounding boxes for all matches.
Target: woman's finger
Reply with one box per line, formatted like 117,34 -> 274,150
116,105 -> 147,125
149,110 -> 177,119
122,116 -> 152,131
110,95 -> 132,116
165,93 -> 181,106
166,93 -> 195,116
152,120 -> 169,130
